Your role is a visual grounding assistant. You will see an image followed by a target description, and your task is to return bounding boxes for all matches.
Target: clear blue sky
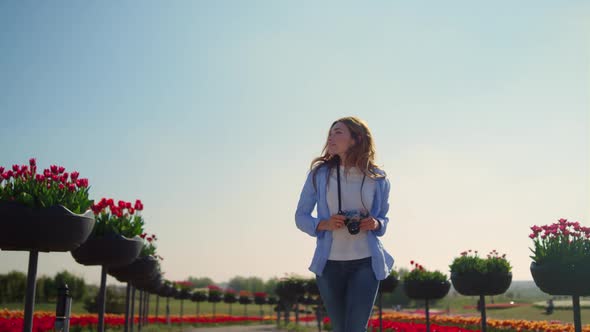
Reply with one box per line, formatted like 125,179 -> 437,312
1,1 -> 588,285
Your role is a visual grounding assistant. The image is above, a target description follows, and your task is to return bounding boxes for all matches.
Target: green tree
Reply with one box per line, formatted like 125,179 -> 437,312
0,271 -> 26,302
35,275 -> 54,302
54,270 -> 87,301
187,276 -> 215,288
264,277 -> 279,296
227,276 -> 265,292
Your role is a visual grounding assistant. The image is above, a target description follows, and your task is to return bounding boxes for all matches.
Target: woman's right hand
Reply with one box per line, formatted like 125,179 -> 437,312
317,214 -> 346,231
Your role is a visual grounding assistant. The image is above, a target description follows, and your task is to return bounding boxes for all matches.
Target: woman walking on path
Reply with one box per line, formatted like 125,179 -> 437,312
295,116 -> 394,332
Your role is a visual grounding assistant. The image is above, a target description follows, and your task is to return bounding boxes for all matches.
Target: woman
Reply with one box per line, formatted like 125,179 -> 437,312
295,116 -> 394,332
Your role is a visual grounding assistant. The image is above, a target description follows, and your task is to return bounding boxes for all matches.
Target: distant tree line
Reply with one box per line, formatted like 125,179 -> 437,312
0,270 -> 87,303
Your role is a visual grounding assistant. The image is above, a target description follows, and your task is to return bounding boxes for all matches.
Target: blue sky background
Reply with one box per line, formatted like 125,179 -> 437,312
0,1 -> 588,285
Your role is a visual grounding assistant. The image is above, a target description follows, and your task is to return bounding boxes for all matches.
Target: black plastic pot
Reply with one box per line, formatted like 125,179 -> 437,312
71,234 -> 142,267
451,271 -> 512,296
191,291 -> 207,302
109,256 -> 160,283
379,275 -> 399,293
0,201 -> 95,252
254,296 -> 267,305
133,274 -> 162,293
531,261 -> 590,296
175,289 -> 192,300
403,280 -> 450,300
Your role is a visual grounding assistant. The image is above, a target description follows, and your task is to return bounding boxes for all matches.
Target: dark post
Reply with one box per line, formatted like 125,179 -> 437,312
165,297 -> 170,326
97,266 -> 108,332
378,292 -> 383,332
130,286 -> 136,332
155,295 -> 160,321
480,295 -> 487,332
138,291 -> 143,331
124,283 -> 131,332
573,295 -> 582,332
23,250 -> 39,332
425,299 -> 430,332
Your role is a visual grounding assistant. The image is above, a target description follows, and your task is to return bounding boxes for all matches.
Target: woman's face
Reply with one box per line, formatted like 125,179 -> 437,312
327,122 -> 355,157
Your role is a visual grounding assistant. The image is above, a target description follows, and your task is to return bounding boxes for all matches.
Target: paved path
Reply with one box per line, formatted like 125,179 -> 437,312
186,325 -> 281,332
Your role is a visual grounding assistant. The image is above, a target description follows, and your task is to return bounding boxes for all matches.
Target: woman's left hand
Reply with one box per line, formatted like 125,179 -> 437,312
360,217 -> 380,231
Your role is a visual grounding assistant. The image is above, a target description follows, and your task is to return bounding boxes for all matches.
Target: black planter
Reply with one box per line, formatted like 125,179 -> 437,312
531,261 -> 590,296
71,234 -> 142,267
208,293 -> 222,303
451,271 -> 512,296
175,289 -> 192,300
109,256 -> 160,283
191,292 -> 208,302
0,201 -> 95,252
133,274 -> 162,293
379,275 -> 399,293
239,297 -> 253,305
403,280 -> 450,300
158,284 -> 175,298
224,295 -> 237,304
254,297 -> 267,305
305,280 -> 319,295
276,280 -> 306,303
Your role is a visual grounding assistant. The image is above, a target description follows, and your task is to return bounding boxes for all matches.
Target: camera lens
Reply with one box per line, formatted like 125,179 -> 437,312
347,221 -> 360,235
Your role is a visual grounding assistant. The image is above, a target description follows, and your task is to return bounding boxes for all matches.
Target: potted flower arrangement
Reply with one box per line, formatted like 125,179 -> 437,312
403,261 -> 450,300
254,291 -> 267,305
403,261 -> 450,332
379,269 -> 399,294
530,218 -> 590,332
275,276 -> 306,304
223,288 -> 237,315
109,233 -> 162,284
450,249 -> 512,296
71,198 -> 144,267
239,290 -> 253,316
208,285 -> 223,318
0,159 -> 95,252
529,218 -> 590,295
208,285 -> 223,303
174,281 -> 193,300
191,290 -> 208,317
0,159 -> 97,332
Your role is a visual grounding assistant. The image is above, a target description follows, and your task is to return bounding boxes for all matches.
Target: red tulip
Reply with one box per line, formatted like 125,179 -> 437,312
107,198 -> 114,206
118,200 -> 126,208
50,165 -> 59,174
12,164 -> 19,172
134,199 -> 143,211
70,171 -> 80,181
29,158 -> 36,167
128,207 -> 135,215
58,183 -> 65,190
0,167 -> 4,174
76,178 -> 89,188
68,183 -> 76,192
58,166 -> 65,174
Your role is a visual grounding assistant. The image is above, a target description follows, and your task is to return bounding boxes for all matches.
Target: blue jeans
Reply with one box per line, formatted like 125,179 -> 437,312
316,257 -> 379,332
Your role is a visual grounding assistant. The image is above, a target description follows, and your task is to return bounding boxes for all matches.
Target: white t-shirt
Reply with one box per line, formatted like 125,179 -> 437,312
326,166 -> 376,261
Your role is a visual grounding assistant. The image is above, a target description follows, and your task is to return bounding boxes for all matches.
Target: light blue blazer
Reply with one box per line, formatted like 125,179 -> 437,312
295,165 -> 394,280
